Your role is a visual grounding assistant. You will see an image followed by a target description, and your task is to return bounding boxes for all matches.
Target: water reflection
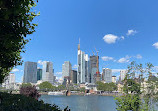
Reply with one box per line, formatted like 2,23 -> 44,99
39,95 -> 117,111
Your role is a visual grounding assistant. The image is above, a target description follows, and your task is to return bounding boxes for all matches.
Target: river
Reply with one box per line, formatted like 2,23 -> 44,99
39,95 -> 117,111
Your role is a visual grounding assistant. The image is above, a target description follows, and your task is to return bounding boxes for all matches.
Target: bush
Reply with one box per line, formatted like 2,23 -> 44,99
0,92 -> 70,111
20,86 -> 40,100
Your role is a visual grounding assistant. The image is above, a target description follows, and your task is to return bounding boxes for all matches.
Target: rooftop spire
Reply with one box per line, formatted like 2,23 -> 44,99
78,38 -> 80,50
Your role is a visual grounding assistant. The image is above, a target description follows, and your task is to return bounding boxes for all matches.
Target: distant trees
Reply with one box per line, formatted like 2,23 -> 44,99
39,81 -> 55,90
0,0 -> 39,83
21,83 -> 32,87
96,81 -> 117,92
39,82 -> 66,91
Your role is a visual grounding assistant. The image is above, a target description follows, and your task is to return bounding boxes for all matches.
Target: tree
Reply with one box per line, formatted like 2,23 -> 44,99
0,0 -> 39,83
39,81 -> 53,90
21,83 -> 32,87
96,81 -> 117,92
20,85 -> 40,100
115,61 -> 158,111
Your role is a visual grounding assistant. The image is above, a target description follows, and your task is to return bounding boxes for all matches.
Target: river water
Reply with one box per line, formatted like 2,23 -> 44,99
39,95 -> 117,111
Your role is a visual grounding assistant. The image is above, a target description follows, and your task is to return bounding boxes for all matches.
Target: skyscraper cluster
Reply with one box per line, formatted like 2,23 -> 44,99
76,39 -> 112,84
23,61 -> 54,84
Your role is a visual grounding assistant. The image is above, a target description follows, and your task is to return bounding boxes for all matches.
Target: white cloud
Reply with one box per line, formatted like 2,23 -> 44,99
12,68 -> 19,72
136,54 -> 142,59
72,64 -> 78,69
56,72 -> 62,75
103,34 -> 118,44
126,30 -> 137,36
38,60 -> 44,65
101,56 -> 114,61
118,55 -> 131,63
152,42 -> 158,49
121,36 -> 125,40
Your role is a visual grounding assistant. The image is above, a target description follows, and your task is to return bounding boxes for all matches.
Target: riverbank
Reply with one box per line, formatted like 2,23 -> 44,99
10,91 -> 123,96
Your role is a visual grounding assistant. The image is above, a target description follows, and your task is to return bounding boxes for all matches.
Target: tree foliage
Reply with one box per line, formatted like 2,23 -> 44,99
115,61 -> 158,111
96,81 -> 117,92
39,81 -> 54,90
21,83 -> 32,87
20,85 -> 40,100
0,92 -> 70,111
0,0 -> 39,83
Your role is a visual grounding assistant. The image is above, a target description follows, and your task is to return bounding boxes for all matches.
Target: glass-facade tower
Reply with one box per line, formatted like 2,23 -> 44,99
23,61 -> 37,83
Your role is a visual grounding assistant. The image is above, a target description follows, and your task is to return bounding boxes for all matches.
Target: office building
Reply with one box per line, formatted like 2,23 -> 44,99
62,61 -> 72,79
2,73 -> 15,89
23,61 -> 37,83
102,68 -> 112,83
37,68 -> 42,80
112,76 -> 116,83
42,61 -> 54,84
90,55 -> 99,83
70,70 -> 77,84
77,39 -> 89,84
120,70 -> 127,81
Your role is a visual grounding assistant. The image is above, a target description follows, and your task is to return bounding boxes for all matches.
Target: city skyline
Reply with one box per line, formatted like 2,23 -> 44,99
10,0 -> 158,83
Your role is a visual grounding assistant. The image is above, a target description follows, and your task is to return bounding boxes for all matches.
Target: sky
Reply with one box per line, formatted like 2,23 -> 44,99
11,0 -> 158,82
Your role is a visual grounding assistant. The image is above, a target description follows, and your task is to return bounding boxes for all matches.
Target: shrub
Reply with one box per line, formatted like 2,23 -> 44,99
20,86 -> 40,100
0,92 -> 70,111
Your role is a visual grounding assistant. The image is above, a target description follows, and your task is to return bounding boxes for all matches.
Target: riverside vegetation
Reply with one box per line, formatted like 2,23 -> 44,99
115,61 -> 158,111
0,0 -> 70,110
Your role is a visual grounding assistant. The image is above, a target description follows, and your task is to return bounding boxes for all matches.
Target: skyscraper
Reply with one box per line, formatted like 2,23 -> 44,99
37,68 -> 42,81
120,70 -> 127,81
42,61 -> 54,84
23,61 -> 37,83
90,55 -> 99,83
70,70 -> 77,84
102,68 -> 112,83
77,39 -> 89,84
2,73 -> 15,89
62,61 -> 72,79
112,76 -> 116,83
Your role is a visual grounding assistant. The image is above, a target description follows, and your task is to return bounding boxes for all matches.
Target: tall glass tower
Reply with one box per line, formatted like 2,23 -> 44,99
42,61 -> 54,84
37,68 -> 42,80
102,68 -> 112,83
77,39 -> 89,84
23,61 -> 37,83
62,61 -> 72,79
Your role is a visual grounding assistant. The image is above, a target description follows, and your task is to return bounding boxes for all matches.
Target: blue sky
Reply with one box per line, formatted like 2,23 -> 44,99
12,0 -> 158,82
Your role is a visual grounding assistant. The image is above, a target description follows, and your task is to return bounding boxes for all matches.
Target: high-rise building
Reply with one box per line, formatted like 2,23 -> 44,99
2,73 -> 15,89
120,70 -> 127,81
112,76 -> 116,83
62,61 -> 72,79
23,61 -> 37,83
102,68 -> 112,83
70,70 -> 77,84
77,39 -> 89,84
37,68 -> 42,80
42,61 -> 54,84
90,55 -> 99,83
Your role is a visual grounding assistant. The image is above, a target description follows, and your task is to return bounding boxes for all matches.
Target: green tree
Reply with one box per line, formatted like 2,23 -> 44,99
21,83 -> 32,87
80,87 -> 85,92
115,62 -> 142,111
39,81 -> 53,90
96,81 -> 117,92
115,61 -> 158,111
0,0 -> 39,83
57,85 -> 66,90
